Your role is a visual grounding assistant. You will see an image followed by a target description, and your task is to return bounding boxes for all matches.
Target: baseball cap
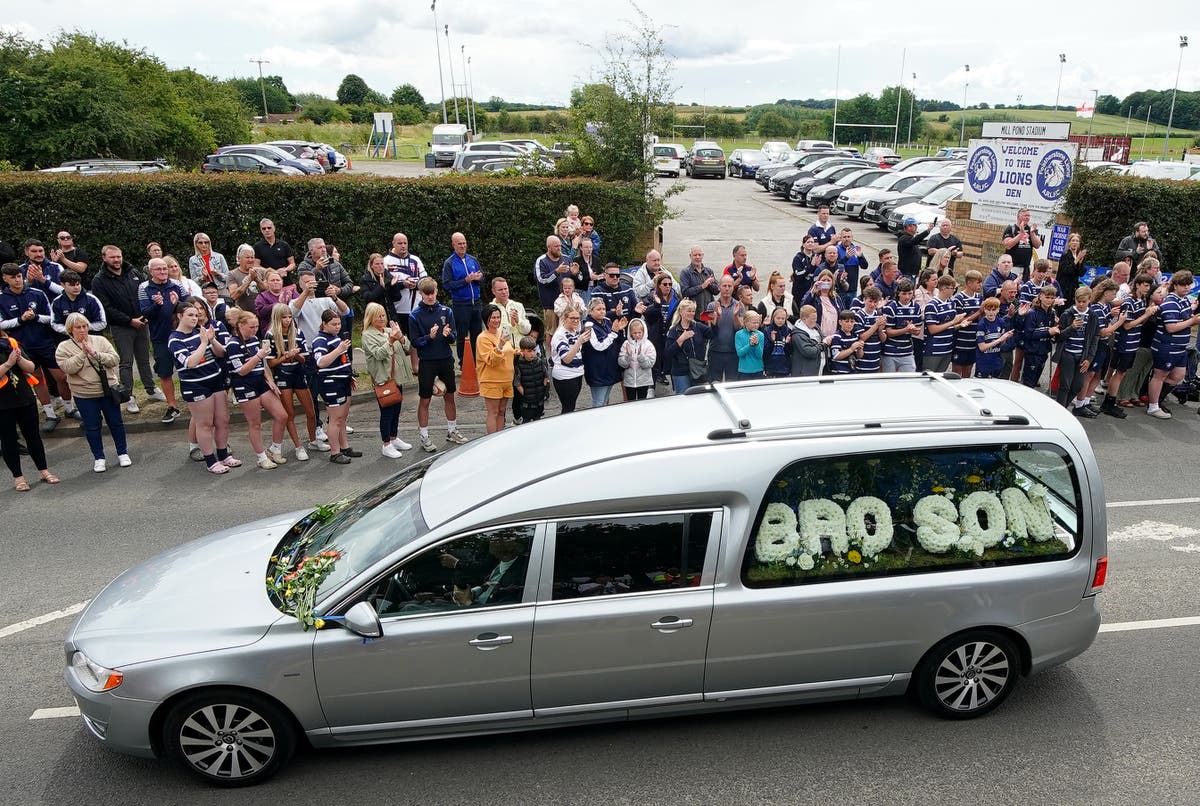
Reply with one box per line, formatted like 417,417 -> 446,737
903,217 -> 918,226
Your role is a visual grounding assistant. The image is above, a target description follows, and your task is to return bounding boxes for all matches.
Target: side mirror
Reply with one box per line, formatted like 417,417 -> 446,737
343,600 -> 382,638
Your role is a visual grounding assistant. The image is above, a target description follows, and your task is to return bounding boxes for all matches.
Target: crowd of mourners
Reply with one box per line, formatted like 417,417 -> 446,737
1,205 -> 1197,491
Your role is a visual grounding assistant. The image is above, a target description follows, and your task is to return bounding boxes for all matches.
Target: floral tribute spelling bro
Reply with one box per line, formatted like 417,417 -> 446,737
748,447 -> 1075,582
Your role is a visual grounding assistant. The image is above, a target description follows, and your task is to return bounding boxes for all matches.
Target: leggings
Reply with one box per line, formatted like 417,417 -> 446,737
378,399 -> 402,441
624,385 -> 651,400
1055,353 -> 1086,407
553,376 -> 583,413
0,403 -> 48,477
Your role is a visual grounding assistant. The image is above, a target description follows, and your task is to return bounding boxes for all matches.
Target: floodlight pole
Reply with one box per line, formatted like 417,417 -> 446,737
445,25 -> 460,125
907,72 -> 916,145
893,48 -> 905,149
431,2 -> 448,124
959,65 -> 969,147
1054,54 -> 1066,112
1163,35 -> 1188,159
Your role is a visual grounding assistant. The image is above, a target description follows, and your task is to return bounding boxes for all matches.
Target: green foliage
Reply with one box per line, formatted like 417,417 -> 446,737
1096,94 -> 1120,116
0,173 -> 655,309
392,104 -> 426,126
300,99 -> 352,125
227,75 -> 295,115
1063,168 -> 1200,271
1120,89 -> 1200,130
0,32 -> 249,169
390,83 -> 425,108
336,74 -> 383,106
756,111 -> 796,138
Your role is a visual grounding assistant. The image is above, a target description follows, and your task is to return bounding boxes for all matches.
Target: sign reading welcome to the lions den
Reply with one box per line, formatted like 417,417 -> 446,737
963,138 -> 1079,212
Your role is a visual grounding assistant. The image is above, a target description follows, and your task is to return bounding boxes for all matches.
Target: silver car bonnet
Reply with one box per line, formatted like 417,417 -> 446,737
68,510 -> 306,668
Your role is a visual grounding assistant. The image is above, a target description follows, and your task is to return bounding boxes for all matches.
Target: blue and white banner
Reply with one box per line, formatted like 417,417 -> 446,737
963,139 -> 1078,212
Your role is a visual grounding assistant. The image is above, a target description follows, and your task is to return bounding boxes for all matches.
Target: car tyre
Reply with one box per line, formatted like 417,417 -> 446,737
163,688 -> 297,787
718,172 -> 725,180
915,630 -> 1019,720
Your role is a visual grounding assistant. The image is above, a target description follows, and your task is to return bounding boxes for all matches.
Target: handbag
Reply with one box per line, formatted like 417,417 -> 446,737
373,347 -> 403,407
685,333 -> 708,382
92,355 -> 130,405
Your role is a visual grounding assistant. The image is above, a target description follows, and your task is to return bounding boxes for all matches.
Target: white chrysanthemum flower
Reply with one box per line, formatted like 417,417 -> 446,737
845,496 -> 894,558
959,491 -> 1007,549
914,494 -> 960,554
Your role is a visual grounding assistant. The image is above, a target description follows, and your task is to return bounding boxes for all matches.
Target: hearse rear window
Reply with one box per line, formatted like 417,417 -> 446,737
742,444 -> 1081,587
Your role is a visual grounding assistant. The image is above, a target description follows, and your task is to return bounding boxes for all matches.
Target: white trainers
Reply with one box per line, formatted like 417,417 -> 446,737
294,446 -> 309,462
315,426 -> 329,442
390,437 -> 413,451
125,399 -> 140,414
117,454 -> 132,467
345,425 -> 355,434
267,449 -> 287,465
147,389 -> 167,403
381,444 -> 404,459
93,459 -> 107,473
420,435 -> 437,453
1148,407 -> 1172,419
307,440 -> 331,452
256,456 -> 278,470
446,430 -> 468,445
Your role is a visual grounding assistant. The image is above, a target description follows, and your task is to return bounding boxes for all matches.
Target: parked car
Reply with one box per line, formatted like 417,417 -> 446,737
216,145 -> 323,175
756,150 -> 840,188
761,141 -> 791,160
888,155 -> 955,173
863,174 -> 964,226
653,143 -> 686,177
265,141 -> 348,172
835,171 -> 937,219
728,149 -> 770,178
451,149 -> 552,173
934,147 -> 969,159
41,159 -> 169,175
862,147 -> 901,168
771,158 -> 869,196
794,139 -> 835,151
886,183 -> 965,232
1126,160 -> 1200,180
786,163 -> 877,205
686,145 -> 726,178
64,373 -> 1105,787
803,168 -> 891,209
201,153 -> 303,176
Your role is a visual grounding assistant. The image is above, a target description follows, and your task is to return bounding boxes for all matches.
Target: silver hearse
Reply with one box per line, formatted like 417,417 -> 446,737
65,373 -> 1106,786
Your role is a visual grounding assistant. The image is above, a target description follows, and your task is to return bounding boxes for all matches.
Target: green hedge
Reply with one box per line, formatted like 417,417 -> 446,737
0,173 -> 652,310
1063,168 -> 1200,271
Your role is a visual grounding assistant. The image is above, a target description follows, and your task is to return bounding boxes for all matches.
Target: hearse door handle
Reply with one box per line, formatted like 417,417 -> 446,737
651,617 -> 694,632
468,632 -> 514,650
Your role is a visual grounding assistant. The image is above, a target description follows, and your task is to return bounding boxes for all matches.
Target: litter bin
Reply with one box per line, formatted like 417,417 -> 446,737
424,153 -> 436,169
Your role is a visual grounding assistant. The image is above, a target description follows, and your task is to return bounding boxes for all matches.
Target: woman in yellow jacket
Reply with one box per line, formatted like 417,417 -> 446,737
362,302 -> 414,458
55,312 -> 130,472
476,303 -> 516,433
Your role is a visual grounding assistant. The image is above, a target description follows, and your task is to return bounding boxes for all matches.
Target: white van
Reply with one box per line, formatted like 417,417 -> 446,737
430,123 -> 470,166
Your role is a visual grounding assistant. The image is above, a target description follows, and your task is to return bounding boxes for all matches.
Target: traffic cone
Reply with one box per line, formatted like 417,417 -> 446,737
458,338 -> 480,397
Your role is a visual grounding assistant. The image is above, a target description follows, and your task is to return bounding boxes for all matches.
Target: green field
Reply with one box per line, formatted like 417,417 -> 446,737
920,107 -> 1199,137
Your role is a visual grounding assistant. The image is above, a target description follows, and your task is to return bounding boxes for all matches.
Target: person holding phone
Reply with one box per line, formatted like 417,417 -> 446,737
1002,208 -> 1043,281
265,302 -> 322,461
312,309 -> 359,463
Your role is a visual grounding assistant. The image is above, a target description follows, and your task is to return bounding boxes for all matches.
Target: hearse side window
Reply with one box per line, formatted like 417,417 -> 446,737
742,444 -> 1081,588
551,513 -> 712,600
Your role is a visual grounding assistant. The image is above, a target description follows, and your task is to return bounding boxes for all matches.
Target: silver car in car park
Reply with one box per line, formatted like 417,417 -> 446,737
65,373 -> 1106,786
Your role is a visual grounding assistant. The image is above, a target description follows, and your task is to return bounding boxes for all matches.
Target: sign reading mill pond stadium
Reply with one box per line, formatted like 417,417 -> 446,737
963,139 -> 1078,212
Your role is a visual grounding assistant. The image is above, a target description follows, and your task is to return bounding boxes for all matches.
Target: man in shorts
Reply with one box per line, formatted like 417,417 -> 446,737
409,278 -> 468,452
0,263 -> 76,429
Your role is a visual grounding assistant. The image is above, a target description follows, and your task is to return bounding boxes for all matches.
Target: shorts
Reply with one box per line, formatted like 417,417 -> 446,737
1153,349 -> 1187,372
480,381 -> 514,399
152,341 -> 175,378
1088,345 -> 1110,375
952,348 -> 977,366
319,377 -> 351,407
232,374 -> 269,404
1109,351 -> 1137,372
924,353 -> 952,373
180,377 -> 226,403
418,357 -> 457,399
274,365 -> 306,390
24,345 -> 59,372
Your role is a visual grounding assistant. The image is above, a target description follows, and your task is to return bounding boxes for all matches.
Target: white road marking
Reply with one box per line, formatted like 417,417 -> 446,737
1170,543 -> 1200,554
29,707 -> 80,720
0,601 -> 88,640
1099,616 -> 1200,633
1107,497 -> 1200,509
1107,520 -> 1200,543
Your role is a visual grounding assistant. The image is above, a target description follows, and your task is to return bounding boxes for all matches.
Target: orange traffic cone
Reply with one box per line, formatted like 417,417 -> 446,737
458,338 -> 480,397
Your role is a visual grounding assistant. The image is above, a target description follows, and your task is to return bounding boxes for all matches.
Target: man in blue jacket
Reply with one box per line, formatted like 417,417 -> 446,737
50,270 -> 107,334
138,258 -> 186,423
409,278 -> 469,452
441,232 -> 483,368
19,239 -> 64,298
1,263 -> 77,429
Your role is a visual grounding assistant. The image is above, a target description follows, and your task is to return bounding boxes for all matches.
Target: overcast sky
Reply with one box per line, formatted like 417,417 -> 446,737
5,1 -> 1197,110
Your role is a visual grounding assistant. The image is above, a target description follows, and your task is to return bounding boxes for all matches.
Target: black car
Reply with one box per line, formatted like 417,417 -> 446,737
787,164 -> 874,205
755,149 -> 840,188
773,158 -> 869,197
201,153 -> 301,175
803,168 -> 891,209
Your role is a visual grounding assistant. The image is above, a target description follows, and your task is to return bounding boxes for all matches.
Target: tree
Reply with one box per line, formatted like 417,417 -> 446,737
1096,94 -> 1120,116
226,75 -> 294,115
390,83 -> 425,108
0,31 -> 246,169
336,74 -> 371,105
757,111 -> 795,138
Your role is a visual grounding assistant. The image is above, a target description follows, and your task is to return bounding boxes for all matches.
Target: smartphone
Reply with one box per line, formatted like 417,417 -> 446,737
315,280 -> 331,297
932,216 -> 939,226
